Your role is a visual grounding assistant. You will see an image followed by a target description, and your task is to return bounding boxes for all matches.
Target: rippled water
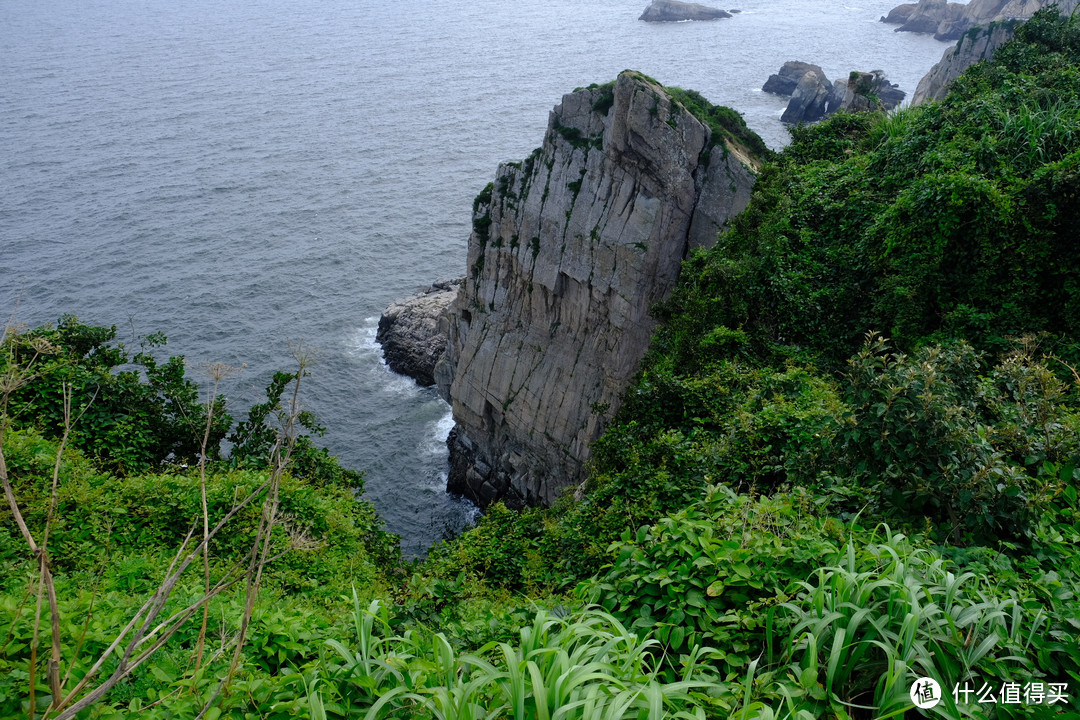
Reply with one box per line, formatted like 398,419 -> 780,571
0,0 -> 948,555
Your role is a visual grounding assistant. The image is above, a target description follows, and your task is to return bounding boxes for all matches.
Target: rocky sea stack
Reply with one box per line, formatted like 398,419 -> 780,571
763,62 -> 905,124
425,71 -> 767,508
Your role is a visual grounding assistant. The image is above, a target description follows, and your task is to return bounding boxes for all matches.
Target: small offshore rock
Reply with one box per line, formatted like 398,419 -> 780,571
639,0 -> 732,22
828,70 -> 906,115
769,63 -> 905,124
376,278 -> 462,386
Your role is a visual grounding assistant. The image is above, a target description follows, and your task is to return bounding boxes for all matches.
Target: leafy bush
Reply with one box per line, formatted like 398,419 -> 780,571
587,487 -> 844,673
822,333 -> 1078,541
651,11 -> 1080,372
1,316 -> 230,473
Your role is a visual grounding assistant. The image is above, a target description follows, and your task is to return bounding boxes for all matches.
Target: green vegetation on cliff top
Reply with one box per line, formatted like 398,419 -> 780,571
3,10 -> 1080,718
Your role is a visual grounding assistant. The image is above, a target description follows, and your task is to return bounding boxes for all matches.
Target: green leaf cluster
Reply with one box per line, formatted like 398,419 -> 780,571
2,315 -> 230,474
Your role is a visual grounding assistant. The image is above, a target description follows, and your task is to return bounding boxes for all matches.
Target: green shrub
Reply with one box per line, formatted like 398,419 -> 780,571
1,316 -> 230,473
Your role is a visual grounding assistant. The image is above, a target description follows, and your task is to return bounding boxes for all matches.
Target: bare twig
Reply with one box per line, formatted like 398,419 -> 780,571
193,362 -> 238,677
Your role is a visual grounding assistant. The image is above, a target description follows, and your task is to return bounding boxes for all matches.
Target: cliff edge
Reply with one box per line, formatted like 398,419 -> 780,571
435,71 -> 764,508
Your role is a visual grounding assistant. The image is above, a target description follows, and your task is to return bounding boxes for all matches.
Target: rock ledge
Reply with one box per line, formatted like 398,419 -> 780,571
376,279 -> 462,386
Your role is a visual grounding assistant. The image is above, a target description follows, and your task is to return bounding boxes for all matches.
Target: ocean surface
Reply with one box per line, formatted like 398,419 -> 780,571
1,0 -> 948,556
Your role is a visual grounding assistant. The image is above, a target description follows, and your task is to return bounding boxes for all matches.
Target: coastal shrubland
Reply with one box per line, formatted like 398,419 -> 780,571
4,8 -> 1080,718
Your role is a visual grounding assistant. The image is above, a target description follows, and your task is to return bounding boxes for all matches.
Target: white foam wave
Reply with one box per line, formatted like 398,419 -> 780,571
421,407 -> 455,455
344,318 -> 429,398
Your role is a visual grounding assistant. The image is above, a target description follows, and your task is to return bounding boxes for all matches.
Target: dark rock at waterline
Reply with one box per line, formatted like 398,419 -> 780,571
639,0 -> 732,22
376,278 -> 462,386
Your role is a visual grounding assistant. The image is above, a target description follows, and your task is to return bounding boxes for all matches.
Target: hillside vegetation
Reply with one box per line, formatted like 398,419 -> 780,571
2,9 -> 1079,719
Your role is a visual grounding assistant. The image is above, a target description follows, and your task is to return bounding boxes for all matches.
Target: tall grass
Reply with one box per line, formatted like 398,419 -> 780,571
307,596 -> 727,719
759,527 -> 1047,719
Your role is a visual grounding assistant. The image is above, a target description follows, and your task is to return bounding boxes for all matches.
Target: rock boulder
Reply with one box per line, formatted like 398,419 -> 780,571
829,71 -> 906,114
763,61 -> 828,97
880,3 -> 917,24
376,279 -> 462,386
766,64 -> 905,124
780,69 -> 833,124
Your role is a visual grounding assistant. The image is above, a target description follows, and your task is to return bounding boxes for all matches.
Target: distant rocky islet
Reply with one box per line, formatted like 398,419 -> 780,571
763,62 -> 905,124
638,0 -> 732,22
881,0 -> 1080,41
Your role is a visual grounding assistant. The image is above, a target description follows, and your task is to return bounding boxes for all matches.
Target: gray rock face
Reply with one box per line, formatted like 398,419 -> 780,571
897,0 -> 958,36
763,61 -> 827,97
880,3 -> 917,24
639,0 -> 732,22
780,69 -> 833,124
376,279 -> 462,386
912,21 -> 1018,104
885,0 -> 1079,40
435,71 -> 760,508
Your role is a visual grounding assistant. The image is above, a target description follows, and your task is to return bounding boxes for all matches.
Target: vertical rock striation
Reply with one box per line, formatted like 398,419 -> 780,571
435,71 -> 762,508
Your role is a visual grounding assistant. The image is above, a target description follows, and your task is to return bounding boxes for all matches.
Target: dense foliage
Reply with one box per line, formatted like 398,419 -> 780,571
656,11 -> 1080,370
4,10 -> 1080,718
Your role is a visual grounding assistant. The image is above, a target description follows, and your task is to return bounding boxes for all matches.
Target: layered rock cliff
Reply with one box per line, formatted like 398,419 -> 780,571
912,21 -> 1019,104
883,0 -> 1079,40
434,71 -> 763,508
